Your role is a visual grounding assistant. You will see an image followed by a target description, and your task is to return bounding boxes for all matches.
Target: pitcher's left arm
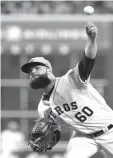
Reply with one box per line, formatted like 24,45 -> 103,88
85,22 -> 98,59
78,22 -> 98,82
68,22 -> 98,84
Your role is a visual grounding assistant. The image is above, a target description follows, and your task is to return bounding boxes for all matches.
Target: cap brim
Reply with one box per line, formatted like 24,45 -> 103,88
21,62 -> 45,73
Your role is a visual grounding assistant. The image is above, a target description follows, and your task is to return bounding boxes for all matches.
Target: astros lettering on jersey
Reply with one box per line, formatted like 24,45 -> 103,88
38,64 -> 113,134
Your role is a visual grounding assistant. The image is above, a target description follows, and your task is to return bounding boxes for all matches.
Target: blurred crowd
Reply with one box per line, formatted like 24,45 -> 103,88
1,1 -> 113,14
0,121 -> 69,158
1,121 -> 27,158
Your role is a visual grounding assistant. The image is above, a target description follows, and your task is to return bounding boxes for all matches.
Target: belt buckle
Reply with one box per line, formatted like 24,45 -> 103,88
103,127 -> 109,133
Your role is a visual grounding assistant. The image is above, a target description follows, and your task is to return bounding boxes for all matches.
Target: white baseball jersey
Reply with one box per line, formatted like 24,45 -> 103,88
38,63 -> 113,134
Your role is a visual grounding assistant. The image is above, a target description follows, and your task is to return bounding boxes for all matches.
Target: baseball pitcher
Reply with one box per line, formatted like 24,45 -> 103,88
21,22 -> 113,158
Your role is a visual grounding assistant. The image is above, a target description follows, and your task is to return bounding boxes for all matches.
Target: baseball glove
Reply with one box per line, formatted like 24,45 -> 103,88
28,117 -> 61,152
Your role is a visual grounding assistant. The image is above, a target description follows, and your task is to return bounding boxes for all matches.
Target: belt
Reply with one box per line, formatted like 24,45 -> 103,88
87,124 -> 113,138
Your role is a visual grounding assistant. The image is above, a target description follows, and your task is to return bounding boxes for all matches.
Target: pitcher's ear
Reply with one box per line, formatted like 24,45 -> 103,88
47,67 -> 52,73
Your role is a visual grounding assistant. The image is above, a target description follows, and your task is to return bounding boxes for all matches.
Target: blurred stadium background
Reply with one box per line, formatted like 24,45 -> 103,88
1,1 -> 113,158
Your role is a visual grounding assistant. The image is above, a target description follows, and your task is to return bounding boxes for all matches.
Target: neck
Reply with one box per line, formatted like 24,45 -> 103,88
44,78 -> 56,94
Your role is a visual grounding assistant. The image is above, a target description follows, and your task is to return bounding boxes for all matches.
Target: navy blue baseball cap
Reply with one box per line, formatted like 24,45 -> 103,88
21,57 -> 52,73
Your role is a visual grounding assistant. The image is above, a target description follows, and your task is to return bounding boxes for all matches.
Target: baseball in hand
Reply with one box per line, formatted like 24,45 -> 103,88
84,6 -> 94,15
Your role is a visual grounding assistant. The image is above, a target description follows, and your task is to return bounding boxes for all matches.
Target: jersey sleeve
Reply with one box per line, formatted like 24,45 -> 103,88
37,99 -> 58,124
67,52 -> 95,89
78,52 -> 95,82
37,99 -> 51,119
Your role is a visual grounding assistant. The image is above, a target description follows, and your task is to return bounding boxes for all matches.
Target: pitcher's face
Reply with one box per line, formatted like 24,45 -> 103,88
29,65 -> 51,89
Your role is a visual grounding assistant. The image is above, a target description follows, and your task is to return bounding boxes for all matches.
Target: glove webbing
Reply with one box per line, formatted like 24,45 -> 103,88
33,126 -> 54,152
33,118 -> 52,134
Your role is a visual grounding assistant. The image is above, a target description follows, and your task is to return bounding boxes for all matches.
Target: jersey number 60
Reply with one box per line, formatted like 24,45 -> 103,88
75,106 -> 93,122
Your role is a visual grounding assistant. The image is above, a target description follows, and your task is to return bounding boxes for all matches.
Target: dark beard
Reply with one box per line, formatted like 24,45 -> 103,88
30,75 -> 51,89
